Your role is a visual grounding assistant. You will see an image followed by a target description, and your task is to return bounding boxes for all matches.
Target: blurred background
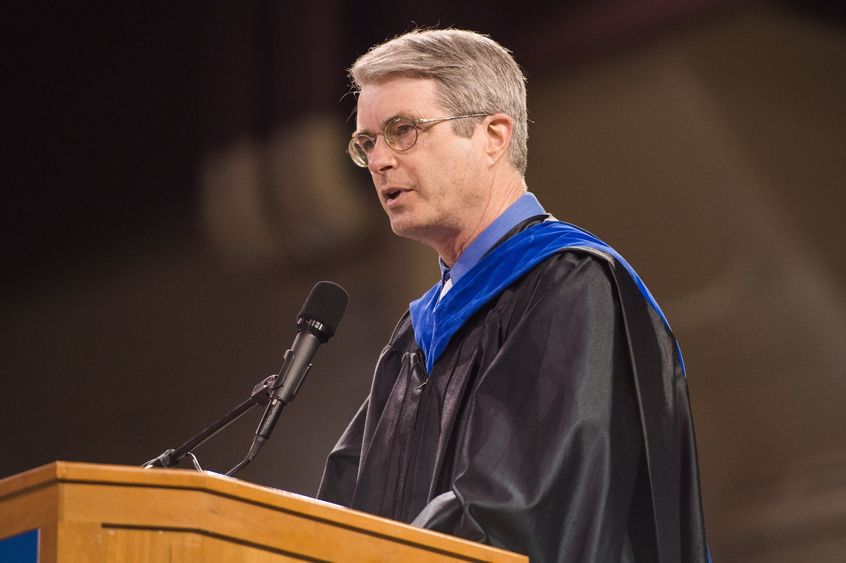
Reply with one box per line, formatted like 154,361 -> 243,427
2,1 -> 844,561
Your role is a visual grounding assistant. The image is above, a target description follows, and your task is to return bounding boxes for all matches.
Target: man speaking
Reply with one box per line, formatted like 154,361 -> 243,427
318,29 -> 708,562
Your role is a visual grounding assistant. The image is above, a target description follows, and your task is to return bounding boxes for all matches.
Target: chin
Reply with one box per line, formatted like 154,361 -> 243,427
388,216 -> 428,241
389,220 -> 417,239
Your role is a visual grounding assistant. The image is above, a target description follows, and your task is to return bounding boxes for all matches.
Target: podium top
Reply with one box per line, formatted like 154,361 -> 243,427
0,461 -> 527,562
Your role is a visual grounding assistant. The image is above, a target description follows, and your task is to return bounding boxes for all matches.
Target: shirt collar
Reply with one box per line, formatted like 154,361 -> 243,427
438,192 -> 547,287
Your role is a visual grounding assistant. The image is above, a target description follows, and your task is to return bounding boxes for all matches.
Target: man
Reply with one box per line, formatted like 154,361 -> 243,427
318,29 -> 708,562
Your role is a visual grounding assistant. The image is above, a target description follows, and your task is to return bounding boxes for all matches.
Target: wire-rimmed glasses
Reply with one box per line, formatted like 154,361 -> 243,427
347,113 -> 488,167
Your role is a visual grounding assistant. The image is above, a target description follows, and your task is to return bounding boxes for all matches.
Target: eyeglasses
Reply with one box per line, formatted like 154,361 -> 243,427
347,113 -> 488,167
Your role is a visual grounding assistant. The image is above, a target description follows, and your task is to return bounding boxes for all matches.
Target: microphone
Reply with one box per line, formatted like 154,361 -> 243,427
227,281 -> 348,476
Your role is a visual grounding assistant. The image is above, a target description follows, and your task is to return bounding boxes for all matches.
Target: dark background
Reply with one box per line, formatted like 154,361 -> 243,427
3,2 -> 845,561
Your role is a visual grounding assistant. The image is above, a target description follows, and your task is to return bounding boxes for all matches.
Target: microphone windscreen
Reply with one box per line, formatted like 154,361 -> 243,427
298,281 -> 349,336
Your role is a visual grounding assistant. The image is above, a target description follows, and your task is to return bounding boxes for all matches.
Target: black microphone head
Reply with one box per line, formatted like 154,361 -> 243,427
297,281 -> 349,341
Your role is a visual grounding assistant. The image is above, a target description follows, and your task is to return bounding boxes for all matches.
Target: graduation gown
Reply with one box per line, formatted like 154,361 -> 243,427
318,221 -> 708,562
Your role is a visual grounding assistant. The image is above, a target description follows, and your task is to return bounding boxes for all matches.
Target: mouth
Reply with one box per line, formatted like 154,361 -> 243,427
382,187 -> 409,205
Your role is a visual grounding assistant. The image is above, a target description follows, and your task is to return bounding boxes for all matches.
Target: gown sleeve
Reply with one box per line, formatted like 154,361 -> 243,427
412,254 -> 644,562
316,397 -> 368,506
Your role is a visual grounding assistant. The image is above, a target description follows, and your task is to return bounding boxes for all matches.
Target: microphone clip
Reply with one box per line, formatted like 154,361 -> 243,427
250,374 -> 279,407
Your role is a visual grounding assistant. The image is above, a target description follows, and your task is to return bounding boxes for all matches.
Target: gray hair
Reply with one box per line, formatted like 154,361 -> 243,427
350,29 -> 529,174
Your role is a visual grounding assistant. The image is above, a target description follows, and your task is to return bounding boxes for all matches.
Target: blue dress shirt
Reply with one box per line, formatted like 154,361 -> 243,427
438,192 -> 547,297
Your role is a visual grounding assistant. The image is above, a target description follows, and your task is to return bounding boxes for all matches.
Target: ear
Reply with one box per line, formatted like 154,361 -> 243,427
482,113 -> 514,166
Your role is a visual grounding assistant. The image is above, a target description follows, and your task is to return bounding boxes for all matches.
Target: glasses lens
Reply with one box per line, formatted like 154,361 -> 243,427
348,136 -> 370,167
385,117 -> 418,151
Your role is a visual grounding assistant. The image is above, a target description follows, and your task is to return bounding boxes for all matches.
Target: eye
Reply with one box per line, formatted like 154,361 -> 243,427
354,135 -> 376,153
392,122 -> 415,137
386,118 -> 417,149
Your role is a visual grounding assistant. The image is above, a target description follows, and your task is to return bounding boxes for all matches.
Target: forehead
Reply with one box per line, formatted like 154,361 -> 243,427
355,77 -> 443,130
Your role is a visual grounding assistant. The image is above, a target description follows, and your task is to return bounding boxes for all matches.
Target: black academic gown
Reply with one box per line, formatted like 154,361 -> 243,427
318,249 -> 708,562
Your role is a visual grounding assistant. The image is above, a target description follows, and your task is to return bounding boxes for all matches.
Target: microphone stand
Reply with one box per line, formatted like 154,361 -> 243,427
141,374 -> 278,472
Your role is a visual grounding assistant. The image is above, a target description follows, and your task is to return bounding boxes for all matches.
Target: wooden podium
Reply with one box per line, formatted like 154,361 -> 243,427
0,462 -> 526,562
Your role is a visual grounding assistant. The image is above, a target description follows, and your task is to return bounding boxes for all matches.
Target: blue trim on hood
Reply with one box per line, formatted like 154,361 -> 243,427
409,220 -> 682,374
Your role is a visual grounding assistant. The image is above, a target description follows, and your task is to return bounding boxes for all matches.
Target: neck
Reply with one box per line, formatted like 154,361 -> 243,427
436,175 -> 527,266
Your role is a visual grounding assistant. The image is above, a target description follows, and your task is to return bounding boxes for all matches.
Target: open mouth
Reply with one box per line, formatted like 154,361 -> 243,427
386,189 -> 402,201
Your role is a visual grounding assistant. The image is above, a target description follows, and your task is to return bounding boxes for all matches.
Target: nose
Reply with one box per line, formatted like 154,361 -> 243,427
366,135 -> 396,174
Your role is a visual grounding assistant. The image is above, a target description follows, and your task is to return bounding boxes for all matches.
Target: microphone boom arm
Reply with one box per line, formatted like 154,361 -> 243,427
141,373 -> 278,469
